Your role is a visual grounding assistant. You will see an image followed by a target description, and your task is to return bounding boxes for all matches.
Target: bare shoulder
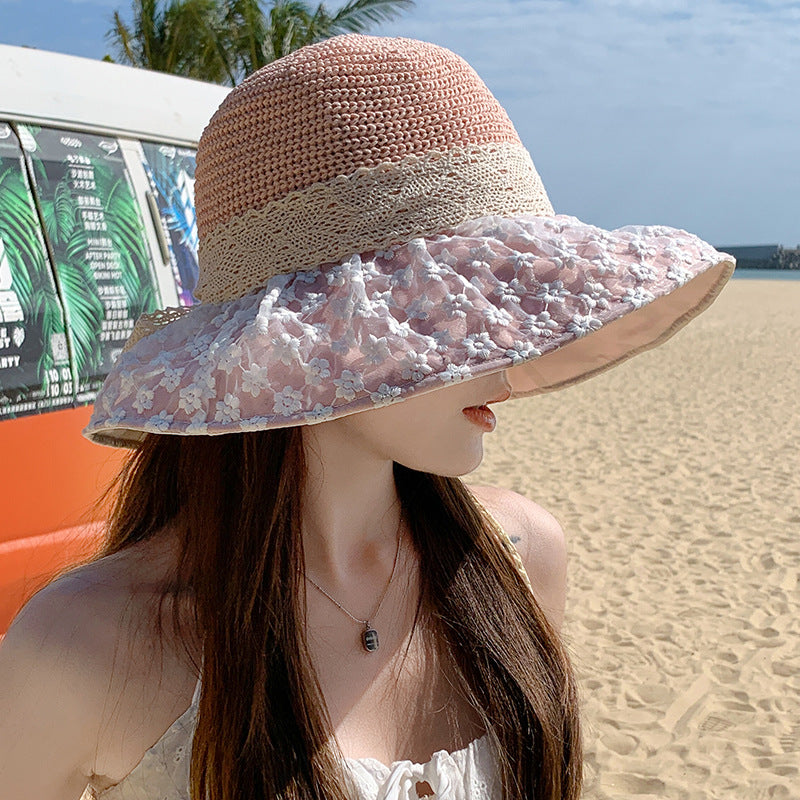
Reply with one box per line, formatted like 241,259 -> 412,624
0,559 -> 138,797
469,484 -> 568,631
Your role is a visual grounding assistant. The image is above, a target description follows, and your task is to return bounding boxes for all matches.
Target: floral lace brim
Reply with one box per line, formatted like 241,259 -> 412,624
84,214 -> 734,447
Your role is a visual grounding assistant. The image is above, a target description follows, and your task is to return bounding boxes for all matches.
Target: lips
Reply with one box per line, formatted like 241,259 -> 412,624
462,387 -> 510,432
462,404 -> 497,432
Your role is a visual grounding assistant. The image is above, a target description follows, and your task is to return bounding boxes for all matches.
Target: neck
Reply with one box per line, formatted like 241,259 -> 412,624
301,422 -> 404,586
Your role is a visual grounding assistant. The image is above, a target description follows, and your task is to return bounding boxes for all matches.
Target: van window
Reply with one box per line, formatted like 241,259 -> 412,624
19,124 -> 159,405
140,142 -> 199,306
0,122 -> 71,418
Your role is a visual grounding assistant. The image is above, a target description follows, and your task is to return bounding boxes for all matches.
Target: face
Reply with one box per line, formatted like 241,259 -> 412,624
309,370 -> 512,477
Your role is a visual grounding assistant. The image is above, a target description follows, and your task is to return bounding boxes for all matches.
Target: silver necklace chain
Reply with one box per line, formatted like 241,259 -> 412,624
305,522 -> 403,651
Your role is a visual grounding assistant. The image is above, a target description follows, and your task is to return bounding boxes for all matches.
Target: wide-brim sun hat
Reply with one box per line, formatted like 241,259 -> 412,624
85,34 -> 734,448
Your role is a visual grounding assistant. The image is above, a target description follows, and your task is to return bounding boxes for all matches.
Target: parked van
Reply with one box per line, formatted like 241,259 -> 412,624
0,44 -> 229,632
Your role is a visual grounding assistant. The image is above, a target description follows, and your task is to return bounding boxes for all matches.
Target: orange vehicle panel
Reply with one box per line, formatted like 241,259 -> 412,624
0,406 -> 127,631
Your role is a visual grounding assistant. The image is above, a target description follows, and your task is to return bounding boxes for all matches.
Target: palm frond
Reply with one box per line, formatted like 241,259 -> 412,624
326,0 -> 415,34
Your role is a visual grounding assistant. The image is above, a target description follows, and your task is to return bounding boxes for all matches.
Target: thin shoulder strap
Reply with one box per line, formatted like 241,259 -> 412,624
470,493 -> 533,594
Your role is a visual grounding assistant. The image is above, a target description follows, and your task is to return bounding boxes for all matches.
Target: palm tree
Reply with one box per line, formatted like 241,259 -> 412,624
107,0 -> 232,83
107,0 -> 415,85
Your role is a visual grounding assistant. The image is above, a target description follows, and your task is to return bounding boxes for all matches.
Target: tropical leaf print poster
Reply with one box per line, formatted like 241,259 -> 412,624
20,125 -> 158,403
0,122 -> 71,419
140,142 -> 199,306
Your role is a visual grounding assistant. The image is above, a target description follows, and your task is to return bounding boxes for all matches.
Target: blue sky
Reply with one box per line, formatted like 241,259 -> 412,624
1,0 -> 798,246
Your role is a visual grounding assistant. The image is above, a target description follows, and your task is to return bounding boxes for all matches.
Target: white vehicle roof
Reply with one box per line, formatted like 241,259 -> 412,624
0,44 -> 230,144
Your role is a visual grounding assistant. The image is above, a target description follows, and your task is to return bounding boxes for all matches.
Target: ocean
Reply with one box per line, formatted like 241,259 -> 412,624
730,268 -> 800,281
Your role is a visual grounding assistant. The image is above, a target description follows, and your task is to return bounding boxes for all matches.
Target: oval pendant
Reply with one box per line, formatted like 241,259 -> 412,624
362,626 -> 379,652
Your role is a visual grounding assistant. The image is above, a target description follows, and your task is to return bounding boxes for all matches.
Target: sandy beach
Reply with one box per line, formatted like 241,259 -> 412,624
470,277 -> 800,799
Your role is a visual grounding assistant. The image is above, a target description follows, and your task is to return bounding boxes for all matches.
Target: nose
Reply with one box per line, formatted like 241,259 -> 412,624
489,370 -> 512,403
499,369 -> 512,396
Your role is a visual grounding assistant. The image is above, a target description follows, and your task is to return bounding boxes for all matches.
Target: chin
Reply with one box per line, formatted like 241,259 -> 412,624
419,443 -> 485,478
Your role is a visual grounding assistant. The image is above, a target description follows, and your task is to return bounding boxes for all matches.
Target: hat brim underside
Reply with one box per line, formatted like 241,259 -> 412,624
84,214 -> 734,448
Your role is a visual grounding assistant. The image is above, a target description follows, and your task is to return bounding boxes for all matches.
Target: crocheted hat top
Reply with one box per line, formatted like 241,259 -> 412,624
193,35 -> 553,303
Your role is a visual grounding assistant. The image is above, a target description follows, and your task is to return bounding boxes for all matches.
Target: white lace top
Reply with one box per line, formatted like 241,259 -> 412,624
84,680 -> 500,800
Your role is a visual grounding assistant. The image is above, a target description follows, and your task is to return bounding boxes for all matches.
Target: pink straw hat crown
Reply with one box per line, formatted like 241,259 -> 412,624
84,34 -> 734,447
192,35 -> 553,303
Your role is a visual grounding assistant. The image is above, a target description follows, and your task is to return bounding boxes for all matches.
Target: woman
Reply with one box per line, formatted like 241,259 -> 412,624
0,35 -> 733,800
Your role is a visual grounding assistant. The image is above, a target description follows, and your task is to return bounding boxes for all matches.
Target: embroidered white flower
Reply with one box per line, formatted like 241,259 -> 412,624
492,281 -> 522,304
506,341 -> 542,364
272,332 -> 302,365
273,386 -> 303,415
185,414 -> 209,434
370,289 -> 395,307
568,314 -> 603,338
299,291 -> 327,315
667,264 -> 691,285
390,265 -> 414,289
360,334 -> 391,365
430,329 -> 454,353
421,258 -> 449,282
330,328 -> 356,355
434,247 -> 459,268
334,370 -> 364,401
294,267 -> 320,284
406,294 -> 435,321
442,292 -> 474,318
325,263 -> 347,287
197,340 -> 220,367
401,352 -> 434,382
310,320 -> 331,339
241,364 -> 270,396
513,252 -> 537,273
542,218 -> 566,233
522,311 -> 559,337
469,242 -> 495,261
578,281 -> 611,312
117,369 -> 139,398
360,259 -> 381,281
152,350 -> 176,368
133,386 -> 154,414
146,410 -> 174,431
590,253 -> 617,276
178,385 -> 205,414
554,242 -> 580,270
217,342 -> 242,374
463,332 -> 495,360
629,237 -> 657,259
370,383 -> 402,405
188,334 -> 214,359
375,243 -> 400,260
536,281 -> 570,305
623,286 -> 656,309
214,393 -> 241,423
108,407 -> 127,424
187,368 -> 216,396
385,317 -> 412,339
308,403 -> 334,420
303,357 -> 331,386
629,262 -> 656,282
158,366 -> 185,392
482,305 -> 513,326
440,363 -> 472,382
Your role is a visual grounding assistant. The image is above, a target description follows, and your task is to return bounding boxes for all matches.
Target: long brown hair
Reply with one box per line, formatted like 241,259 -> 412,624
101,428 -> 581,799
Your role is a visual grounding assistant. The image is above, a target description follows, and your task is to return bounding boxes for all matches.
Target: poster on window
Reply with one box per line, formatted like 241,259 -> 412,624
20,125 -> 158,403
0,122 -> 72,419
141,142 -> 199,306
